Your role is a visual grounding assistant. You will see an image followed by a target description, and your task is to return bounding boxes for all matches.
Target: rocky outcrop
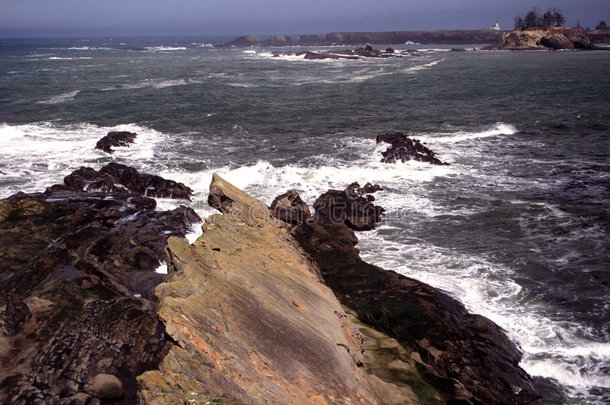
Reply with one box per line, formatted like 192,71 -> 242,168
95,131 -> 137,153
313,182 -> 385,231
50,162 -> 193,200
0,166 -> 200,404
270,190 -> 311,225
377,132 -> 447,165
589,28 -> 610,44
138,174 -> 410,404
289,195 -> 540,404
500,27 -> 594,50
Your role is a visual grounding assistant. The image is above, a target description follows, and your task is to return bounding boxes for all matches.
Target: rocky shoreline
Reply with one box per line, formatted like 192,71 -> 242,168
0,133 -> 541,403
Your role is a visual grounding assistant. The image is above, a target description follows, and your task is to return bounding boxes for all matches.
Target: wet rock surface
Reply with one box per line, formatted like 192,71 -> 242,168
95,131 -> 137,154
50,162 -> 193,200
377,132 -> 447,165
291,191 -> 541,404
0,166 -> 199,404
313,182 -> 385,231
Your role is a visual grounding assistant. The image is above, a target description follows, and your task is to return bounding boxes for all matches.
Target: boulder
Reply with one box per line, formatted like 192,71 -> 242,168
377,132 -> 447,165
51,162 -> 193,200
95,131 -> 137,154
84,374 -> 124,399
270,190 -> 311,225
313,182 -> 385,231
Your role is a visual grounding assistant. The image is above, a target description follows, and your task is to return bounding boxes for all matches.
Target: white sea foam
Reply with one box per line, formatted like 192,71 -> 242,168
101,78 -> 198,91
48,56 -> 92,60
0,122 -> 166,197
404,59 -> 444,72
424,122 -> 518,144
357,213 -> 610,400
146,46 -> 187,52
155,262 -> 168,274
36,90 -> 80,105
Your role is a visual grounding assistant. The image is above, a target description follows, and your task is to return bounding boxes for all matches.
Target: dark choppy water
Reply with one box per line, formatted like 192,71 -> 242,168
1,36 -> 609,404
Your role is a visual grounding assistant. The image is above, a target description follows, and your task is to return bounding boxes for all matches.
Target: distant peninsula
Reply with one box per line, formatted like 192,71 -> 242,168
223,30 -> 506,47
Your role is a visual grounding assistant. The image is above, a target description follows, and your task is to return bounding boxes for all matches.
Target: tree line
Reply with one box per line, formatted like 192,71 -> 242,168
514,7 -> 565,30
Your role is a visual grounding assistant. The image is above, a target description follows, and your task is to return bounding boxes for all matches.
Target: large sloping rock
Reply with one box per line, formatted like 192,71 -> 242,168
0,172 -> 200,403
138,174 -> 395,404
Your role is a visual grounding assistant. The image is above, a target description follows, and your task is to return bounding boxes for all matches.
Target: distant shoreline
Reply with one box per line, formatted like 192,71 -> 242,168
223,29 -> 506,47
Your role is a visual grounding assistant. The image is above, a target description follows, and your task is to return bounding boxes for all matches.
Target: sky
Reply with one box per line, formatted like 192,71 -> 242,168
1,0 -> 609,38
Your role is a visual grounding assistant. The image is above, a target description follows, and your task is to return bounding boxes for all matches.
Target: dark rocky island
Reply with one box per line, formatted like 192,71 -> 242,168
95,131 -> 138,154
1,164 -> 540,403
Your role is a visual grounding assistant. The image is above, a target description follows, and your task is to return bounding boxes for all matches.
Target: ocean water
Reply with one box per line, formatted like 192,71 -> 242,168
1,36 -> 609,404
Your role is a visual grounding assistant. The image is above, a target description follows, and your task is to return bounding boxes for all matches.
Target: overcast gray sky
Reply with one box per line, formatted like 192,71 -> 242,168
1,0 -> 609,37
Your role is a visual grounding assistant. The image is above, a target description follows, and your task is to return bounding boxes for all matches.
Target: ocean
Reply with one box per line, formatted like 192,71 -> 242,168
0,36 -> 608,404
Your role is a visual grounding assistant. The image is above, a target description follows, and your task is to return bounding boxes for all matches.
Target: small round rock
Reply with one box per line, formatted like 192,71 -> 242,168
84,374 -> 124,399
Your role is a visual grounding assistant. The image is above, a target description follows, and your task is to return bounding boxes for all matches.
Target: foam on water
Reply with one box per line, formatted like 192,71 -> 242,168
0,122 -> 166,197
36,90 -> 80,105
423,122 -> 518,143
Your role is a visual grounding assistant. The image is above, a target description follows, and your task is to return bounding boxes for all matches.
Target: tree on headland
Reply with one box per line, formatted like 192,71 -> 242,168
596,21 -> 608,30
514,7 -> 565,29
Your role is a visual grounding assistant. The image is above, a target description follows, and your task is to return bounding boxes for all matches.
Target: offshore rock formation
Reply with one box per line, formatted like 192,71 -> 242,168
224,30 -> 504,47
95,131 -> 137,154
138,174 -> 404,404
270,189 -> 311,225
284,189 -> 541,404
313,182 -> 385,231
377,132 -> 447,165
0,166 -> 199,404
499,27 -> 594,50
49,162 -> 193,200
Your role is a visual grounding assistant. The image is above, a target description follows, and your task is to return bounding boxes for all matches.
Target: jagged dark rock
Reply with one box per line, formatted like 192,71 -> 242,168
291,213 -> 541,404
377,132 -> 447,165
312,182 -> 385,231
270,190 -> 311,225
0,168 -> 200,404
95,131 -> 137,154
49,162 -> 193,200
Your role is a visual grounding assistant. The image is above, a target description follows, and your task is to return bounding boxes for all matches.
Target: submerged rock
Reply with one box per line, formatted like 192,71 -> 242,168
0,169 -> 199,404
51,162 -> 193,200
377,132 -> 447,165
95,131 -> 137,154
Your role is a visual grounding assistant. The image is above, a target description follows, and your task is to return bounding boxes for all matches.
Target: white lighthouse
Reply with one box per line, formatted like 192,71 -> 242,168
490,20 -> 501,31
